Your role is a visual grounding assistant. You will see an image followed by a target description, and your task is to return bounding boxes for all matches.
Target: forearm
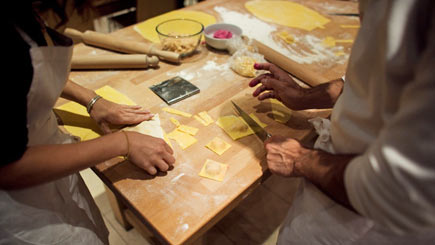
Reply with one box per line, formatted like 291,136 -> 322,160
61,80 -> 97,106
0,131 -> 127,190
297,148 -> 356,210
299,78 -> 344,109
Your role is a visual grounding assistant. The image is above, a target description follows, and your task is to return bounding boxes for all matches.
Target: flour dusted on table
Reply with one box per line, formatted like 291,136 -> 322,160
214,6 -> 349,66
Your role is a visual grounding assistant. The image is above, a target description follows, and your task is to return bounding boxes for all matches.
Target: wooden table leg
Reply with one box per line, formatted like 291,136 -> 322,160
104,185 -> 132,230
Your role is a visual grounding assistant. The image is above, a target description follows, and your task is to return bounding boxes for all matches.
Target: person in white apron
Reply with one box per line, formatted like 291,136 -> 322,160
250,0 -> 435,244
2,3 -> 175,244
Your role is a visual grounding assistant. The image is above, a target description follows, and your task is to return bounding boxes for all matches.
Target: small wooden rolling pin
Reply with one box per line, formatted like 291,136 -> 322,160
71,54 -> 159,70
64,28 -> 180,63
253,39 -> 328,87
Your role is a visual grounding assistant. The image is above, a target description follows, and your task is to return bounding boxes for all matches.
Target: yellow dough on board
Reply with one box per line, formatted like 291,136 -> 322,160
56,86 -> 135,141
245,1 -> 330,31
134,10 -> 216,43
231,56 -> 257,78
162,107 -> 192,117
216,115 -> 254,140
198,159 -> 228,182
177,124 -> 199,136
167,128 -> 197,149
206,137 -> 232,155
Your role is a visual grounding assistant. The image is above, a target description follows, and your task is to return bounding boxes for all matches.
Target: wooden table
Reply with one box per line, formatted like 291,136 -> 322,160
64,0 -> 359,244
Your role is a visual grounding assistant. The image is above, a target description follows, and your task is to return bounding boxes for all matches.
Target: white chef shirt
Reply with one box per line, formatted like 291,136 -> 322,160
331,0 -> 435,235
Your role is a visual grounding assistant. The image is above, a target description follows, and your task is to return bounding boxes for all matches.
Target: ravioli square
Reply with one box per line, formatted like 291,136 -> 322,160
205,137 -> 231,155
198,159 -> 228,182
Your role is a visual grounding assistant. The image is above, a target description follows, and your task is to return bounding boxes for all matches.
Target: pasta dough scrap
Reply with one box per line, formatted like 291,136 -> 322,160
206,137 -> 232,155
231,56 -> 257,77
340,24 -> 360,29
277,31 -> 294,44
177,124 -> 199,136
198,111 -> 214,125
167,129 -> 197,149
249,113 -> 267,128
322,36 -> 354,47
162,107 -> 192,117
194,115 -> 208,126
271,99 -> 292,123
216,115 -> 254,140
245,1 -> 330,31
170,117 -> 181,127
198,159 -> 228,182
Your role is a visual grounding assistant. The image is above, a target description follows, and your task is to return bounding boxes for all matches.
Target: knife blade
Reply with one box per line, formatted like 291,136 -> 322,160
231,101 -> 271,142
327,13 -> 359,17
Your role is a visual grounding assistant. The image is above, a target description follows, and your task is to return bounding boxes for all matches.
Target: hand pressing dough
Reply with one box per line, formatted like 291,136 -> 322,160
231,56 -> 257,77
199,159 -> 228,182
162,107 -> 192,117
206,137 -> 231,155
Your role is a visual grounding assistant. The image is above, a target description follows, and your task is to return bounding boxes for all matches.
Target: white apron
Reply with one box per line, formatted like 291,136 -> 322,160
277,119 -> 434,244
0,27 -> 109,244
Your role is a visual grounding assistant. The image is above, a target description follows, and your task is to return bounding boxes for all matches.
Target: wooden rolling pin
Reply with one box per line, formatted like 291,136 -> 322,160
71,54 -> 159,70
253,39 -> 328,87
65,28 -> 180,63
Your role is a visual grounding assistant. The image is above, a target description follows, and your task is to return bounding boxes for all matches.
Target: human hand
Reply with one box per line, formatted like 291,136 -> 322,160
126,132 -> 175,175
264,135 -> 309,177
90,98 -> 154,134
249,63 -> 307,110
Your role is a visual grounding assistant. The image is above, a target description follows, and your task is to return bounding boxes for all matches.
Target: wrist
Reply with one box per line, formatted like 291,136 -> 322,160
86,94 -> 102,114
294,147 -> 318,178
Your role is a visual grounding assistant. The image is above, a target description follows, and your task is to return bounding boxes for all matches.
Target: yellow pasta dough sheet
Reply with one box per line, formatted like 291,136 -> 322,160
216,115 -> 254,140
198,111 -> 214,125
340,24 -> 360,29
177,124 -> 199,136
216,113 -> 268,140
322,36 -> 354,47
249,113 -> 267,128
245,1 -> 330,31
55,86 -> 136,141
198,159 -> 228,182
206,137 -> 231,155
169,117 -> 181,127
167,128 -> 197,149
162,107 -> 192,117
134,10 -> 216,43
194,115 -> 208,126
270,99 -> 292,124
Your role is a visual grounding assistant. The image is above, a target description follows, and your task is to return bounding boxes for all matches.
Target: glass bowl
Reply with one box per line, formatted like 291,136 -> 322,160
156,19 -> 204,57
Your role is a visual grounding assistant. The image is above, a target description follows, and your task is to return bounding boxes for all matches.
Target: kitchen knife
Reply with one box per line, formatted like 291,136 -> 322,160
327,13 -> 359,17
231,101 -> 271,142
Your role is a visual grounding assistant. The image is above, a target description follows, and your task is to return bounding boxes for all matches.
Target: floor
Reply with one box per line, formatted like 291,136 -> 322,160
80,169 -> 300,245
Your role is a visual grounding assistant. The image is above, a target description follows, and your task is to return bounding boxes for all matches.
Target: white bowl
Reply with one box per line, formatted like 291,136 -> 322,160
204,23 -> 242,50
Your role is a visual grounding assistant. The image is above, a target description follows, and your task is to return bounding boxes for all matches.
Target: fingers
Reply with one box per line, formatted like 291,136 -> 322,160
252,77 -> 285,99
249,73 -> 272,87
